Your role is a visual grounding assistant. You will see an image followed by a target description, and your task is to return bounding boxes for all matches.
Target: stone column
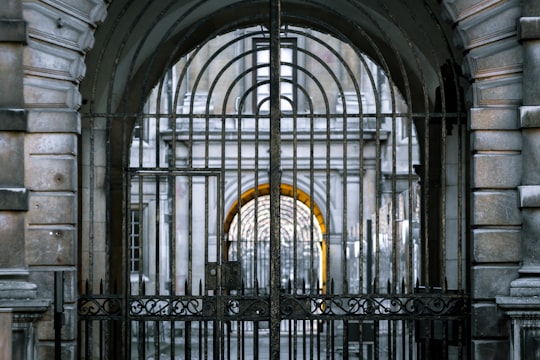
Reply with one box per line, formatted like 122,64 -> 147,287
497,1 -> 540,359
0,1 -> 29,275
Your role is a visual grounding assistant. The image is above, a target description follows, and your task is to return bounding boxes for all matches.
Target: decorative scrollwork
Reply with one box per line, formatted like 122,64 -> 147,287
279,294 -> 468,320
224,296 -> 270,320
130,296 -> 204,318
78,295 -> 123,320
78,293 -> 467,322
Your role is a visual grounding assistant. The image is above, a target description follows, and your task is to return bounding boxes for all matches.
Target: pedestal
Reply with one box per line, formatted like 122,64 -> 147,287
497,295 -> 540,360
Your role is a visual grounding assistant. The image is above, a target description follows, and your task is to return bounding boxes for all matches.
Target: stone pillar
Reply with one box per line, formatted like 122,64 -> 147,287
497,1 -> 540,359
0,1 -> 29,272
0,310 -> 12,359
19,0 -> 107,357
0,3 -> 50,359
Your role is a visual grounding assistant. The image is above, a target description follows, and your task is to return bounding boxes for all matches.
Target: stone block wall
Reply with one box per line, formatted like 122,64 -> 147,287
0,1 -> 105,359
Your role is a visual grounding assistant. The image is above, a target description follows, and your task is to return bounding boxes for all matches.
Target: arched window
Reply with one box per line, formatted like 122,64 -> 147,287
226,188 -> 325,294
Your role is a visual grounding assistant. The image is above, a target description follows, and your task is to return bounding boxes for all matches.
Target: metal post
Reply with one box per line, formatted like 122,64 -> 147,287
54,271 -> 64,360
269,0 -> 281,359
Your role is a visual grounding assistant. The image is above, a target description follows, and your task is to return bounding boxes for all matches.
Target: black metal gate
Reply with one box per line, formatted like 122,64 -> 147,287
78,1 -> 469,359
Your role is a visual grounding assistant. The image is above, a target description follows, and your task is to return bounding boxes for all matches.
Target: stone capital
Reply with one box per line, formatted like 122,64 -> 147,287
519,17 -> 540,41
520,106 -> 540,127
0,19 -> 27,43
519,185 -> 540,207
0,188 -> 28,211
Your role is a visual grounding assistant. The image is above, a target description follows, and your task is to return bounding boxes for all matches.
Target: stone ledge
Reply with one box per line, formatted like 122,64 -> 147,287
0,109 -> 27,131
497,296 -> 540,310
0,188 -> 28,211
0,299 -> 50,313
0,280 -> 37,300
0,20 -> 27,43
509,277 -> 540,296
519,185 -> 540,207
520,17 -> 540,41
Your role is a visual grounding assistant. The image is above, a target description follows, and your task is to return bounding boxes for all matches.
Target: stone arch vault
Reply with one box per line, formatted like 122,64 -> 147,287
0,0 -> 539,358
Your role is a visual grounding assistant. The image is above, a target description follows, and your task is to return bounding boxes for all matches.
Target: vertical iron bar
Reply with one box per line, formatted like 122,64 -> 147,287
440,76 -> 448,292
204,78 -> 211,360
227,321 -> 231,360
374,103 -> 381,297
423,86 -> 431,290
85,315 -> 90,359
88,118 -> 95,359
294,319 -> 298,359
310,319 -> 314,360
269,0 -> 282,359
342,96 -> 348,296
254,100 -> 261,360
54,271 -> 63,360
324,52 -> 332,360
200,282 -> 203,360
186,282 -> 192,360
366,220 -> 373,293
388,320 -> 393,360
316,319 -> 321,360
374,319 -> 379,359
239,320 -> 244,360
458,102 -> 464,293
401,320 -> 405,360
330,319 -> 334,360
303,318 -> 307,360
409,320 -> 413,359
243,321 -> 246,360
343,320 -> 348,360
289,318 -> 292,360
255,286 -> 260,359
100,319 -> 104,360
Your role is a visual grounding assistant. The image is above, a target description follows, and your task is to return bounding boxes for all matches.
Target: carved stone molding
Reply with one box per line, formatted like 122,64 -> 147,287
34,0 -> 107,25
451,0 -> 520,50
442,0 -> 505,23
24,39 -> 86,82
472,75 -> 522,107
24,76 -> 82,109
463,37 -> 522,80
23,1 -> 95,53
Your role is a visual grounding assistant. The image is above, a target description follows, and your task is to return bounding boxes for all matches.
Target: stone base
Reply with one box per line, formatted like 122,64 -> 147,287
510,277 -> 540,296
497,295 -> 540,359
0,277 -> 50,360
0,280 -> 37,299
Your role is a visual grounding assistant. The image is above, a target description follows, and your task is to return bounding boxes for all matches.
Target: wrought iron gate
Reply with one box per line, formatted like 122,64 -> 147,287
78,1 -> 469,359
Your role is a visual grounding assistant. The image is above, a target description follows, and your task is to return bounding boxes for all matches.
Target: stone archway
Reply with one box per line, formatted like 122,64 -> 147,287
0,0 -> 529,358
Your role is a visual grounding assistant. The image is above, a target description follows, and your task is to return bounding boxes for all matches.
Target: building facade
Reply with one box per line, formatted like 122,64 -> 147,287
0,0 -> 539,359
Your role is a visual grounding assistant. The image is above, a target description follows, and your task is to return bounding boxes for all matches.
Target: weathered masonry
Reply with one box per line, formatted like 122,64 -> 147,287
0,0 -> 540,359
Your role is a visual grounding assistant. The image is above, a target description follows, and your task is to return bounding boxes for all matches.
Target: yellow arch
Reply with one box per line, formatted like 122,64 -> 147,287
224,183 -> 327,293
223,183 -> 326,234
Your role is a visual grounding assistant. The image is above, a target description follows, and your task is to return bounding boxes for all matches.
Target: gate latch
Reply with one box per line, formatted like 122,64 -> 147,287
206,261 -> 241,291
